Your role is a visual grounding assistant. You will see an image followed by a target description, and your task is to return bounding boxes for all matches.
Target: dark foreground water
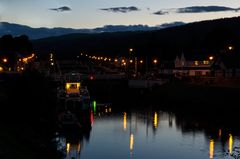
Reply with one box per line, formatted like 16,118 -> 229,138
56,102 -> 240,159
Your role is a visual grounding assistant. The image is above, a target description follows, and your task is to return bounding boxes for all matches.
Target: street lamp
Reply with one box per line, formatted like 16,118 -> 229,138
228,46 -> 233,51
153,59 -> 158,64
209,56 -> 214,61
2,58 -> 8,63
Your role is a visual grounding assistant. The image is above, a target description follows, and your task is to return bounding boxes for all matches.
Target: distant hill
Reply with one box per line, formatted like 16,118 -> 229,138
32,16 -> 240,60
0,22 -> 185,40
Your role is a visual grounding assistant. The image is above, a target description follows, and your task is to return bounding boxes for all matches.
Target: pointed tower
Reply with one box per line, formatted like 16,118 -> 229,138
180,52 -> 185,67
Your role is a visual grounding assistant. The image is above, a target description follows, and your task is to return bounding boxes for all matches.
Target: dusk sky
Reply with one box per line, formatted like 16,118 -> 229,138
0,0 -> 240,29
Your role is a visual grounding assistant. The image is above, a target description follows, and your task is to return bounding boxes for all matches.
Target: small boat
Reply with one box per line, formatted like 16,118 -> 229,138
57,72 -> 91,113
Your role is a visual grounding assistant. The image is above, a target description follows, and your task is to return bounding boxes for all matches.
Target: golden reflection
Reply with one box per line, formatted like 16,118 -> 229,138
109,107 -> 112,113
209,139 -> 214,158
218,129 -> 222,138
153,112 -> 158,128
123,112 -> 127,131
229,134 -> 233,154
130,134 -> 134,152
66,143 -> 70,154
105,108 -> 108,113
77,142 -> 81,153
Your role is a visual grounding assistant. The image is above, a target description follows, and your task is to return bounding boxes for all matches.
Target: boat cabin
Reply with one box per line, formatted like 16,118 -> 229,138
65,82 -> 81,96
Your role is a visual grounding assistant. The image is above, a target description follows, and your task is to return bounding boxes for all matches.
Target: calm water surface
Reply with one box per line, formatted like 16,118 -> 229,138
56,103 -> 240,159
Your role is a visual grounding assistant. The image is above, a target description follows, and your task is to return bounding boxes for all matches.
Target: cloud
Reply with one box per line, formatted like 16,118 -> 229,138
50,6 -> 71,12
100,6 -> 140,13
177,6 -> 237,13
153,6 -> 239,15
153,10 -> 169,15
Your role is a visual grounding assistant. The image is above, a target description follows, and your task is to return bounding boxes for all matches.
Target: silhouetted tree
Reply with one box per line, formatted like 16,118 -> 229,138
0,34 -> 33,68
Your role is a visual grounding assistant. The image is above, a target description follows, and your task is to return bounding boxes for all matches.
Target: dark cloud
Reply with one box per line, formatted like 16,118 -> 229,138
100,6 -> 140,13
153,10 -> 169,15
177,6 -> 237,13
50,6 -> 71,12
153,6 -> 239,15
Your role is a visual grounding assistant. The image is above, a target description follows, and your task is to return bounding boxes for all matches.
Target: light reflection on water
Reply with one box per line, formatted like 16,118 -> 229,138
57,104 -> 240,159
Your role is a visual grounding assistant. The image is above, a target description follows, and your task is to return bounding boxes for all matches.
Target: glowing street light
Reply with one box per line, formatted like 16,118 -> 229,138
153,59 -> 158,64
3,58 -> 8,63
228,46 -> 233,51
140,60 -> 143,64
209,56 -> 214,61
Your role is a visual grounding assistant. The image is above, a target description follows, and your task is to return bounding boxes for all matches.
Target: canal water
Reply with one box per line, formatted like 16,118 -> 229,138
56,102 -> 240,159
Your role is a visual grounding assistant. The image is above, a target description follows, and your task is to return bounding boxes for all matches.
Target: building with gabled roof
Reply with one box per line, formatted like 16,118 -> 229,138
173,53 -> 214,77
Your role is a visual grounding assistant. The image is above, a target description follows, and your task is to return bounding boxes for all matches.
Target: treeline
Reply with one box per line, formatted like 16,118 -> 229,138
33,16 -> 240,60
0,34 -> 33,67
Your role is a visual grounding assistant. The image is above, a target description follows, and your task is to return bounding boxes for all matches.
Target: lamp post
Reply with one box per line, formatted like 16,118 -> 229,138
128,48 -> 134,78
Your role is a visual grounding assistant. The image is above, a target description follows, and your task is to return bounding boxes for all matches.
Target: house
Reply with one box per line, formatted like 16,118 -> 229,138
212,53 -> 240,77
173,53 -> 213,77
158,61 -> 175,77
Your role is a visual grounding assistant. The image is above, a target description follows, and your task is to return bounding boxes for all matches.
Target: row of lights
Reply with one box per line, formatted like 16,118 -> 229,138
79,52 -> 159,64
79,53 -> 219,67
0,53 -> 36,72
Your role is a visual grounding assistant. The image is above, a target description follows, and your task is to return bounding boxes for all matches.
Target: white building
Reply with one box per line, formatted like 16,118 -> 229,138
173,53 -> 213,77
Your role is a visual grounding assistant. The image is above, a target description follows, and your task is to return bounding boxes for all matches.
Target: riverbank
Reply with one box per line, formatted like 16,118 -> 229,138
0,71 -> 62,159
87,79 -> 240,114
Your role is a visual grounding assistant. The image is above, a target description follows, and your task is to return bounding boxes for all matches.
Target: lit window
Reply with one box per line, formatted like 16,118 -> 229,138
194,61 -> 199,66
203,60 -> 209,65
0,67 -> 3,72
